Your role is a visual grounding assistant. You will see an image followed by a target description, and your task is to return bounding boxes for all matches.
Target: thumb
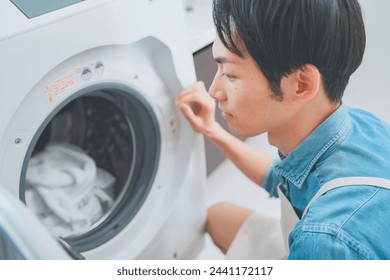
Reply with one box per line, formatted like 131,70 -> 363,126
179,104 -> 203,131
180,103 -> 196,119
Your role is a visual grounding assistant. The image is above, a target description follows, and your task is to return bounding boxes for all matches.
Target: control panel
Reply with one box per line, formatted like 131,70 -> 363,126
10,0 -> 85,19
44,60 -> 105,105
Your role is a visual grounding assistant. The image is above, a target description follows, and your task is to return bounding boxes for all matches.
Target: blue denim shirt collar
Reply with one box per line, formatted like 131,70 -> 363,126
273,105 -> 351,189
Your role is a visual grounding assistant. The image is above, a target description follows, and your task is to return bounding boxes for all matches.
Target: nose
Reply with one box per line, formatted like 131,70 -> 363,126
209,73 -> 227,101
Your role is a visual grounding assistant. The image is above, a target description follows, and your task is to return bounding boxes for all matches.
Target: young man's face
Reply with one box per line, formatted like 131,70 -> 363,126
209,36 -> 293,138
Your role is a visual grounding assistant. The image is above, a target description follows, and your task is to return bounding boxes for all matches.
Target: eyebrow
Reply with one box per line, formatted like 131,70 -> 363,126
214,56 -> 238,64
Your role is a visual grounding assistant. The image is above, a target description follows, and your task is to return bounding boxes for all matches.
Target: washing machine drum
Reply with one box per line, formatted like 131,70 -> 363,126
21,85 -> 160,253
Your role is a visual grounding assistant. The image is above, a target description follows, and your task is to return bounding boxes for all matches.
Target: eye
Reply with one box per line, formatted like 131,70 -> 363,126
222,73 -> 236,82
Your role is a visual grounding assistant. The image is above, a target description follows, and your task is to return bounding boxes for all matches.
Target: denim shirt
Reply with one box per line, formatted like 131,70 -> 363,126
262,105 -> 390,259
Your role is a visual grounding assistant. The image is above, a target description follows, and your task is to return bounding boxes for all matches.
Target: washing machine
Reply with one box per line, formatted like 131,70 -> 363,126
0,0 -> 206,259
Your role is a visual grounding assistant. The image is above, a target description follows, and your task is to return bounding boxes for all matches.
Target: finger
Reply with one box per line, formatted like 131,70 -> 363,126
176,91 -> 193,105
193,81 -> 207,92
181,81 -> 205,93
177,81 -> 208,101
180,103 -> 197,120
178,82 -> 203,97
176,93 -> 198,106
180,86 -> 213,103
179,104 -> 203,130
190,102 -> 201,115
177,87 -> 206,100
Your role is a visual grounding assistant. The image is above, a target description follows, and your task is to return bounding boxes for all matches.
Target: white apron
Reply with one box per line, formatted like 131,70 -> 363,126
226,177 -> 390,259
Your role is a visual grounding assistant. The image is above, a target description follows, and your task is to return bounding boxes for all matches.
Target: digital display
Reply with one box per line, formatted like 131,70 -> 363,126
10,0 -> 85,19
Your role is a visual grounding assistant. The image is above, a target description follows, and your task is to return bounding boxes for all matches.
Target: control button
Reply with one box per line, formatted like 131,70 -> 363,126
95,61 -> 105,76
169,116 -> 178,135
81,67 -> 92,80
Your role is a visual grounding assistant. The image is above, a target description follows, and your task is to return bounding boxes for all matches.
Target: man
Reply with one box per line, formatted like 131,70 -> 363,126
176,0 -> 390,259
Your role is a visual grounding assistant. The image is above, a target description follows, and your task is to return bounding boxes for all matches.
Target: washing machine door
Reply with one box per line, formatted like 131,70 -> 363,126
19,83 -> 161,256
0,187 -> 73,260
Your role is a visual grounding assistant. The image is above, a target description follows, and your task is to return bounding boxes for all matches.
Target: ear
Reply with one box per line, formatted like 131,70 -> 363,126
291,64 -> 321,102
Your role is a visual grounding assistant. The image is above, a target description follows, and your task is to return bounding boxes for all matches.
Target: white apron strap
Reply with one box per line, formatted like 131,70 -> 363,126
278,185 -> 299,255
302,177 -> 390,218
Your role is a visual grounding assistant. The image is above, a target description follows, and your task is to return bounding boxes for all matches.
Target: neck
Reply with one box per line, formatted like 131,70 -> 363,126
269,99 -> 341,157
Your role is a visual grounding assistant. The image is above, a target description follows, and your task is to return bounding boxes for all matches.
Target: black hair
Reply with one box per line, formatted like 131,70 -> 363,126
213,0 -> 366,102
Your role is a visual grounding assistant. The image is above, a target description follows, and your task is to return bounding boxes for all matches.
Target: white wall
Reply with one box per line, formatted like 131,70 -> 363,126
344,0 -> 390,122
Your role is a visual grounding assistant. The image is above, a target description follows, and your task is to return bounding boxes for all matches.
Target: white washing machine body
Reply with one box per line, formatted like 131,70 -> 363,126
0,0 -> 206,259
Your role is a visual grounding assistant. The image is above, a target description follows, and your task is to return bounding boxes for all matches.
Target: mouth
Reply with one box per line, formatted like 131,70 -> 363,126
218,104 -> 233,117
221,111 -> 234,120
218,106 -> 233,120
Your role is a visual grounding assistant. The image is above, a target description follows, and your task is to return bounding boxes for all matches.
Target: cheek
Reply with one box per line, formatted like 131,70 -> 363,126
236,92 -> 276,129
232,93 -> 262,124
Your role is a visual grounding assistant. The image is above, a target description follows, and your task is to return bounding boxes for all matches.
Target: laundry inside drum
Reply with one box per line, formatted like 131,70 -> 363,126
25,95 -> 135,238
